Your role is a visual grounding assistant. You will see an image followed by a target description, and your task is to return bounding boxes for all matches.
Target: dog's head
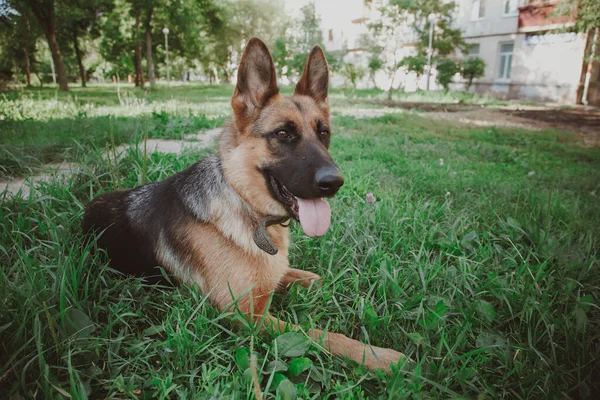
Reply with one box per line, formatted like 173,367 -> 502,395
223,37 -> 343,237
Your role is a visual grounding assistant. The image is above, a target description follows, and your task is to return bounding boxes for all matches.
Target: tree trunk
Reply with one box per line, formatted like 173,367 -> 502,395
36,72 -> 43,87
387,73 -> 395,101
23,17 -> 31,87
28,1 -> 69,91
145,9 -> 155,86
134,9 -> 144,88
73,33 -> 86,87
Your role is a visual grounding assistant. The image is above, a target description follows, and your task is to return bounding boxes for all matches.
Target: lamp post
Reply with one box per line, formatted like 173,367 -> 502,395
425,13 -> 437,91
162,27 -> 170,84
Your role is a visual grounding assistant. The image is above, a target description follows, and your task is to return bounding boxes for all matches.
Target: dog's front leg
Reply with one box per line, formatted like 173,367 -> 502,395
261,315 -> 408,373
277,268 -> 321,290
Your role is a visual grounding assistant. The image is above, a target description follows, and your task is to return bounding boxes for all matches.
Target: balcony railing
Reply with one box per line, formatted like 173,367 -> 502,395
518,1 -> 574,32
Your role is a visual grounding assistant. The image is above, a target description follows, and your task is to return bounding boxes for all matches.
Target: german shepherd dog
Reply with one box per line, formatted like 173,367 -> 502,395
83,37 -> 406,372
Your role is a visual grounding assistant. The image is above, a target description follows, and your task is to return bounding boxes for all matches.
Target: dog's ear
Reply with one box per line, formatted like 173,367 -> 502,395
295,45 -> 329,105
232,37 -> 279,129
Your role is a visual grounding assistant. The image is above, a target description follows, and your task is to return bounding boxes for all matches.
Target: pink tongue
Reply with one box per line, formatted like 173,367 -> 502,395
296,198 -> 331,237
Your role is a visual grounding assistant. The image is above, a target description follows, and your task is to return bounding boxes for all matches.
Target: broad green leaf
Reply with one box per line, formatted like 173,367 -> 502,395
463,230 -> 477,242
235,348 -> 249,371
476,332 -> 505,348
272,373 -> 287,389
362,302 -> 379,329
407,332 -> 428,346
265,360 -> 288,373
288,357 -> 312,376
66,308 -> 95,338
274,332 -> 310,358
477,300 -> 496,323
276,379 -> 297,400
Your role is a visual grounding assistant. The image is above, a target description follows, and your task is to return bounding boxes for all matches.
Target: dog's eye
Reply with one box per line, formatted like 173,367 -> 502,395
319,130 -> 330,138
275,130 -> 290,139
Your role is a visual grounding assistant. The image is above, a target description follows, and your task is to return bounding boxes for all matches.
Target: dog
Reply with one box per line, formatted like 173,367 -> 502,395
83,37 -> 406,372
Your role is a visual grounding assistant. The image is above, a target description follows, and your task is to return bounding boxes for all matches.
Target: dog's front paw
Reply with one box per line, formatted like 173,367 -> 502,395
363,345 -> 411,373
278,268 -> 321,290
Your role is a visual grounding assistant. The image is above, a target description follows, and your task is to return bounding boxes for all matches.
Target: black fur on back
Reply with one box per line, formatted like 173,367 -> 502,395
82,155 -> 229,279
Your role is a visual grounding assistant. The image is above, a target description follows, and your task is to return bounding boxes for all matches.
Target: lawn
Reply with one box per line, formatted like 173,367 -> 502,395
1,84 -> 599,399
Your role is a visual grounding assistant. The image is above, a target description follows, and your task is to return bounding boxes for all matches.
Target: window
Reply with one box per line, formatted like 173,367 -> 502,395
497,42 -> 514,80
503,0 -> 519,15
328,29 -> 333,42
471,0 -> 485,20
469,43 -> 480,57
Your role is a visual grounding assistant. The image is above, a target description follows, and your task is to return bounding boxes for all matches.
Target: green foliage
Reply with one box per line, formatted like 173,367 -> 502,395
366,0 -> 411,96
399,54 -> 427,78
367,54 -> 383,87
392,0 -> 469,56
461,56 -> 486,90
271,1 -> 343,80
436,58 -> 458,90
341,63 -> 366,89
556,0 -> 600,34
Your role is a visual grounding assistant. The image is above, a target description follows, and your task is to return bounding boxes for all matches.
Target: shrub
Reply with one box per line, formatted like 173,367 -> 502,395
436,59 -> 459,90
462,57 -> 486,90
341,63 -> 366,89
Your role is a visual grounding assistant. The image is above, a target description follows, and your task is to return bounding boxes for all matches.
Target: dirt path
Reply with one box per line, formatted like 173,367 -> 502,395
347,99 -> 599,147
426,106 -> 600,147
0,128 -> 222,200
3,104 -> 599,200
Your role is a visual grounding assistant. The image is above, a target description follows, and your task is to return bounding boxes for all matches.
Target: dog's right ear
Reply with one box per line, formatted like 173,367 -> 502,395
232,37 -> 279,131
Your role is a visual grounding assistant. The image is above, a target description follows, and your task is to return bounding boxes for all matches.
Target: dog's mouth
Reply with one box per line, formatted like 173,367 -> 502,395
268,174 -> 299,220
266,173 -> 331,237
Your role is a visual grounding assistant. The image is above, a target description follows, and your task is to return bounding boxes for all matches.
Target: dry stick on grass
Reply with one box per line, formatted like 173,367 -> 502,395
142,122 -> 148,185
250,335 -> 263,400
108,117 -> 121,189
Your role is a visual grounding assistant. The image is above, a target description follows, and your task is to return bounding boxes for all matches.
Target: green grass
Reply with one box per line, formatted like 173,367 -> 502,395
1,85 -> 600,398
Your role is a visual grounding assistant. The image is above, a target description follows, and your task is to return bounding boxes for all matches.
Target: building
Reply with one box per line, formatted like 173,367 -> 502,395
286,0 -> 599,104
454,0 -> 596,104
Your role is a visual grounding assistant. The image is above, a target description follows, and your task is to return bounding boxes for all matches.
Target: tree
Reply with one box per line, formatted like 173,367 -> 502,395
399,54 -> 427,87
99,0 -> 136,81
461,56 -> 485,90
341,63 -> 366,89
366,0 -> 411,100
396,0 -> 469,57
367,54 -> 383,88
436,58 -> 458,90
0,4 -> 41,86
24,0 -> 69,90
271,37 -> 291,80
60,0 -> 114,87
556,0 -> 599,34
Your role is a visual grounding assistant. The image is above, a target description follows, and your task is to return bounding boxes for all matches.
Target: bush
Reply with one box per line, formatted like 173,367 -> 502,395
399,55 -> 427,79
341,63 -> 366,89
436,59 -> 459,90
462,57 -> 486,90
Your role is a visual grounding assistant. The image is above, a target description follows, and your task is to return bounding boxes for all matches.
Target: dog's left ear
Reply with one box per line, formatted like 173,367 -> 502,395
232,37 -> 279,130
295,45 -> 329,105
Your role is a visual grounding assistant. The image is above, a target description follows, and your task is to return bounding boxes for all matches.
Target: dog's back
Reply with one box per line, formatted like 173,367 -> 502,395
83,156 -> 223,278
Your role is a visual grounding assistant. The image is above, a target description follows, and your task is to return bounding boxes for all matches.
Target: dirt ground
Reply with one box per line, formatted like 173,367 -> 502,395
359,100 -> 600,147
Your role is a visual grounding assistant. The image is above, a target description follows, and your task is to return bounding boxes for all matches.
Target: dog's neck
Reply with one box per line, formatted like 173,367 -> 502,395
217,125 -> 290,255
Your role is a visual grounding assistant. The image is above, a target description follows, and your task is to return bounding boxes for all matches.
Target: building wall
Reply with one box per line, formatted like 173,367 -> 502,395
455,0 -> 587,103
463,32 -> 587,103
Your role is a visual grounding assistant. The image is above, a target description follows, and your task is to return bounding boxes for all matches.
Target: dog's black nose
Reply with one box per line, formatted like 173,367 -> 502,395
315,165 -> 344,196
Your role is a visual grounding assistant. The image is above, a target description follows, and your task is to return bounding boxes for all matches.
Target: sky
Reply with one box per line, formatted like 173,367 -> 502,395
283,0 -> 367,34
